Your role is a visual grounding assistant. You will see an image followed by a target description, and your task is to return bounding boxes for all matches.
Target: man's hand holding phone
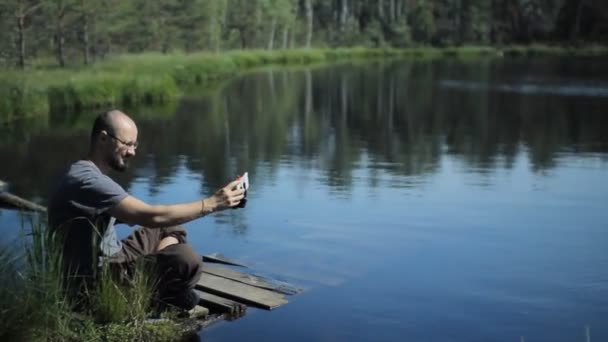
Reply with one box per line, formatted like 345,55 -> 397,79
205,173 -> 248,212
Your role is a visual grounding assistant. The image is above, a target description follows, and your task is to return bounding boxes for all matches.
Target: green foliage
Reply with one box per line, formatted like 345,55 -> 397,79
409,0 -> 436,44
2,0 -> 605,70
0,79 -> 48,121
387,22 -> 412,48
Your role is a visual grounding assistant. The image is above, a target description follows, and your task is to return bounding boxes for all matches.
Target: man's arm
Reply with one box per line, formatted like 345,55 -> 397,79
108,179 -> 245,228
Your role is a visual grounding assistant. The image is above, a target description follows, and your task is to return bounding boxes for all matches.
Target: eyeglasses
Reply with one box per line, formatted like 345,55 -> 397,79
105,131 -> 138,149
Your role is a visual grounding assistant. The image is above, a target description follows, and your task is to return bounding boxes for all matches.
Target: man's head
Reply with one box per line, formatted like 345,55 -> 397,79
90,110 -> 138,172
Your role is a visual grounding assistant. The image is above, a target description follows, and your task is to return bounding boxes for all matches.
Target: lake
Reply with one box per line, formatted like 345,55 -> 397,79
1,56 -> 607,342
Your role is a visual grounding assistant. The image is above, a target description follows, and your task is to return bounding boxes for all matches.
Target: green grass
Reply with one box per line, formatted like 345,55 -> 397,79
0,219 -> 191,342
1,45 -> 606,121
0,75 -> 49,120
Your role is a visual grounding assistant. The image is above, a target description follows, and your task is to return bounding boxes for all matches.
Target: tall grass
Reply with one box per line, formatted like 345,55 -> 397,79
0,219 -> 72,341
0,75 -> 49,120
47,73 -> 178,111
93,260 -> 157,325
0,218 -> 185,341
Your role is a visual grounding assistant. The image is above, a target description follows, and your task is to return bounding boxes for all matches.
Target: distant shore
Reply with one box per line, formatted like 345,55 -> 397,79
1,45 -> 607,121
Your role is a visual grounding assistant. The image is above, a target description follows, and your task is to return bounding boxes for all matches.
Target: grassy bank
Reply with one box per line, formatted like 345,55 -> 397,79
1,45 -> 607,120
0,219 -> 194,342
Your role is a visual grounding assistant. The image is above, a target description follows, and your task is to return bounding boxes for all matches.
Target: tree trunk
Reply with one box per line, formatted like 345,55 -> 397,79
305,0 -> 313,48
340,0 -> 348,32
80,0 -> 90,65
17,16 -> 25,69
389,0 -> 395,22
378,0 -> 384,19
55,7 -> 66,68
571,0 -> 584,40
268,17 -> 277,50
83,13 -> 90,64
14,3 -> 43,69
240,28 -> 247,49
282,26 -> 289,49
56,28 -> 66,67
396,0 -> 402,20
460,0 -> 470,43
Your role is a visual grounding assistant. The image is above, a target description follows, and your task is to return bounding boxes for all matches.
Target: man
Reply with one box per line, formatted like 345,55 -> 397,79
48,109 -> 245,311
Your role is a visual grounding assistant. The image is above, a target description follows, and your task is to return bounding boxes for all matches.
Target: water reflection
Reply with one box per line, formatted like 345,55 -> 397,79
440,79 -> 608,97
1,57 -> 607,203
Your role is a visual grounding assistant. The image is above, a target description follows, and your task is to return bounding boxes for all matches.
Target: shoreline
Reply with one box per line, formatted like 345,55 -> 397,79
1,45 -> 607,121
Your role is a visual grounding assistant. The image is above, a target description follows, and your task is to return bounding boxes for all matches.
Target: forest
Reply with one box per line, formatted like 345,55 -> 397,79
1,0 -> 607,68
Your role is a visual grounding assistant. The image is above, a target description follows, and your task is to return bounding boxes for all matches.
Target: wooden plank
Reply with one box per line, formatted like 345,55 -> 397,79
0,192 -> 47,212
202,264 -> 301,295
194,289 -> 247,316
203,253 -> 247,267
196,273 -> 288,310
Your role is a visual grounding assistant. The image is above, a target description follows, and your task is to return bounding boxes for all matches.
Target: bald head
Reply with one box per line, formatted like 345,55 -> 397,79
89,110 -> 138,173
90,110 -> 136,147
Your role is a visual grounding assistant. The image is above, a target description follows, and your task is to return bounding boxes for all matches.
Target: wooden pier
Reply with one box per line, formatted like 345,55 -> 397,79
193,253 -> 301,326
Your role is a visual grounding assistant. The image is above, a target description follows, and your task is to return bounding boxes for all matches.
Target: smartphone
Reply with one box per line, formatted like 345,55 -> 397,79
238,172 -> 249,191
235,172 -> 249,209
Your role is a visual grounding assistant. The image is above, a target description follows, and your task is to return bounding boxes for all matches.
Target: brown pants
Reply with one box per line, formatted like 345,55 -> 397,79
108,226 -> 204,309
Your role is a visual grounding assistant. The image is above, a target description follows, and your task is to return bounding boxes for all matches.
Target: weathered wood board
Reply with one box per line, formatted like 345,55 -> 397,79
203,253 -> 248,267
202,264 -> 301,295
196,273 -> 288,310
194,289 -> 247,316
0,191 -> 47,212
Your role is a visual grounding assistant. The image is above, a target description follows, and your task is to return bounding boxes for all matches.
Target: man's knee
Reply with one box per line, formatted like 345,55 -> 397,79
161,225 -> 188,244
168,244 -> 201,268
156,243 -> 203,282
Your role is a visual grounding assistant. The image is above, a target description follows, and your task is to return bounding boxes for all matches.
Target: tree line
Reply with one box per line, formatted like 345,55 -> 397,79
1,0 -> 606,68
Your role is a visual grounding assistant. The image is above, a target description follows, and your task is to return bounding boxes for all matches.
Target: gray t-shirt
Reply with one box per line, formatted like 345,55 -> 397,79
48,160 -> 128,277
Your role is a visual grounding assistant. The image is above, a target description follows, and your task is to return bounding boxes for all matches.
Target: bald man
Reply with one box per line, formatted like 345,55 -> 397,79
48,110 -> 245,312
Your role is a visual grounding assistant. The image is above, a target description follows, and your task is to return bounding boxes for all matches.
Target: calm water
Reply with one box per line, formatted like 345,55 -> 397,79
1,57 -> 608,341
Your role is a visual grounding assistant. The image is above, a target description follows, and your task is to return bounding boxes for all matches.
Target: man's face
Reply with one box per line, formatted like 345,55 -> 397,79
103,122 -> 138,172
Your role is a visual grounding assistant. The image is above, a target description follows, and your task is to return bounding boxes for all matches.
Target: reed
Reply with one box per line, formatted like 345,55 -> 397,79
0,218 -> 184,341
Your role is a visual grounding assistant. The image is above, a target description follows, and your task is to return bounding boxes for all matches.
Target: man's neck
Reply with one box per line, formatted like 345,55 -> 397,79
86,153 -> 110,175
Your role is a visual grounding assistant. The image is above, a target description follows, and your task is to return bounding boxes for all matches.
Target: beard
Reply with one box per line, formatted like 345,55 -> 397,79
107,153 -> 129,172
